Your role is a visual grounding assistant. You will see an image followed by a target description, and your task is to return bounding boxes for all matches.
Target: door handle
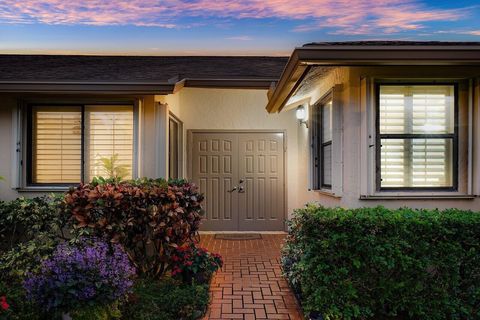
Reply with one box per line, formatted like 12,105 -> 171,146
238,186 -> 245,193
227,187 -> 237,193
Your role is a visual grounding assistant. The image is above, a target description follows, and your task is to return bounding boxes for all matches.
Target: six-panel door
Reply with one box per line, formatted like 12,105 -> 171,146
190,131 -> 285,231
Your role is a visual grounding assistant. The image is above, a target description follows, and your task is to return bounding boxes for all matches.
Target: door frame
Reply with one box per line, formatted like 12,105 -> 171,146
187,129 -> 288,231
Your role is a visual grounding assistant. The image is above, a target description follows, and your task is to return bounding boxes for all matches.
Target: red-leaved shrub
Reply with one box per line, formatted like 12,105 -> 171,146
62,178 -> 204,278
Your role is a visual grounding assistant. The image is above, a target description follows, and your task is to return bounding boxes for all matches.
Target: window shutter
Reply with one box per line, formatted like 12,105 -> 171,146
85,106 -> 134,181
379,85 -> 454,188
32,107 -> 82,183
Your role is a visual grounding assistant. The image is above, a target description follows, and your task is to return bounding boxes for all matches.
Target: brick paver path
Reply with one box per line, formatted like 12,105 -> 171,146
200,233 -> 303,320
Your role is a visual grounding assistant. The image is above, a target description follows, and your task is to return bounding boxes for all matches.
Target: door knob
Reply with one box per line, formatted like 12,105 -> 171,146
238,186 -> 245,193
227,187 -> 237,193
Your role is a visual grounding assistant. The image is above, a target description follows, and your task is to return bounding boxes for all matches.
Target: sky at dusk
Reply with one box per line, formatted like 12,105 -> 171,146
0,0 -> 479,56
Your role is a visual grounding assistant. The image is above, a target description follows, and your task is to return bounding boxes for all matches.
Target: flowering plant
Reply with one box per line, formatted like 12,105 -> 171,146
0,296 -> 8,311
171,243 -> 223,284
23,238 -> 135,313
0,295 -> 10,320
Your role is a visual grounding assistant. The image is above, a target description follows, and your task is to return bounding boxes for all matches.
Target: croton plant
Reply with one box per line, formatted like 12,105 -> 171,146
63,178 -> 204,278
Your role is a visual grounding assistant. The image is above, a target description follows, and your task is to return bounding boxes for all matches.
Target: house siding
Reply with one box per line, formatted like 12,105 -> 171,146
0,70 -> 478,215
294,66 -> 480,210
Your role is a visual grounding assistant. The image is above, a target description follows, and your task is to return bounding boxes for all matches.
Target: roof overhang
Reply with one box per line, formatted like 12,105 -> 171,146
266,44 -> 480,113
0,81 -> 175,95
0,78 -> 277,95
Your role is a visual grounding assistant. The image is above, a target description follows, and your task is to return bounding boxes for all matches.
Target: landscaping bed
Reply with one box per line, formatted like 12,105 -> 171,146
281,205 -> 480,320
0,178 -> 221,320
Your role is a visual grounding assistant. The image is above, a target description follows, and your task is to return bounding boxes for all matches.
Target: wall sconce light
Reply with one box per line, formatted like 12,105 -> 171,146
296,105 -> 308,127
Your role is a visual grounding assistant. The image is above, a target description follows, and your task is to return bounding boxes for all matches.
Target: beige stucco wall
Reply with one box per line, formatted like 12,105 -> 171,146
157,88 -> 301,217
293,66 -> 480,210
0,96 -> 16,199
1,73 -> 478,215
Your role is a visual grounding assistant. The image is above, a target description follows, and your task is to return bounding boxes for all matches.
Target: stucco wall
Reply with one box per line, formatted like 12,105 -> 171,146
0,96 -> 16,199
157,88 -> 301,217
1,74 -> 478,215
294,66 -> 480,210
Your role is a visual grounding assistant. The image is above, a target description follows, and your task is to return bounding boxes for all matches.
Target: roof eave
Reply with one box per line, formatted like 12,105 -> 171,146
0,77 -> 278,95
183,78 -> 278,90
0,81 -> 176,95
266,45 -> 480,113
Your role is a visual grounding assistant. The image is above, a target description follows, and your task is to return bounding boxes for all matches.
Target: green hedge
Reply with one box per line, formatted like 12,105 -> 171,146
121,278 -> 209,320
281,205 -> 480,320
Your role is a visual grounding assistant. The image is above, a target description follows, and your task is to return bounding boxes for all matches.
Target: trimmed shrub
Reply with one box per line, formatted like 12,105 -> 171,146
63,178 -> 204,278
121,278 -> 209,320
282,205 -> 480,320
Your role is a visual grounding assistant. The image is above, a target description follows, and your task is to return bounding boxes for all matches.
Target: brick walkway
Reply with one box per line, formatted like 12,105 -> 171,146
200,233 -> 303,320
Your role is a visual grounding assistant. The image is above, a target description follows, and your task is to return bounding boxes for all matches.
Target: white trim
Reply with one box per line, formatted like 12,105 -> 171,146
10,105 -> 22,189
360,194 -> 475,200
306,102 -> 313,191
359,76 -> 376,197
468,79 -> 474,195
155,102 -> 169,178
331,84 -> 343,197
474,78 -> 480,195
132,100 -> 140,179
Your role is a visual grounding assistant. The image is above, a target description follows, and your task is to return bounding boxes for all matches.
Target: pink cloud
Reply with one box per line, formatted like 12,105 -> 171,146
0,0 -> 469,34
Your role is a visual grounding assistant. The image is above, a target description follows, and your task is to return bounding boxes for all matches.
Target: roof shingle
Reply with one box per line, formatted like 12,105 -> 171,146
0,55 -> 289,83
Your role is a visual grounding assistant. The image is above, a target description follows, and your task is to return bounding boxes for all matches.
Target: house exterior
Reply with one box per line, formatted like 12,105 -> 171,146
0,41 -> 479,231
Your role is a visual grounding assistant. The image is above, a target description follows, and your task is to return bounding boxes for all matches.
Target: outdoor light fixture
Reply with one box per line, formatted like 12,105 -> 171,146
296,105 -> 308,127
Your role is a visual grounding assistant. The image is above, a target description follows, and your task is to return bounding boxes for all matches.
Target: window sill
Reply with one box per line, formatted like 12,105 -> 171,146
312,189 -> 342,198
360,194 -> 476,200
17,186 -> 71,193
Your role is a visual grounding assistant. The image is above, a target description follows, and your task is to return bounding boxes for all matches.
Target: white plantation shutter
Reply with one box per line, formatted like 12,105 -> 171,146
85,106 -> 134,181
379,85 -> 455,188
32,107 -> 82,183
321,100 -> 333,187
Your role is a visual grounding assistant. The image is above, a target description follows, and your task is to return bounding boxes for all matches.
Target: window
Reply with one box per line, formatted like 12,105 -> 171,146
28,105 -> 135,185
376,84 -> 457,190
30,107 -> 82,184
168,114 -> 182,179
321,100 -> 333,188
312,95 -> 333,190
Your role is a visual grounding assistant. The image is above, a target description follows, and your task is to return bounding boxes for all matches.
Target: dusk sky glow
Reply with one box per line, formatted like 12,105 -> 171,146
0,0 -> 479,56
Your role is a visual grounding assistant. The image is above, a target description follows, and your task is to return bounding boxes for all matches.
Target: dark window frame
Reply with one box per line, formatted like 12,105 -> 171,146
168,112 -> 183,180
311,91 -> 333,190
26,102 -> 136,187
375,82 -> 459,192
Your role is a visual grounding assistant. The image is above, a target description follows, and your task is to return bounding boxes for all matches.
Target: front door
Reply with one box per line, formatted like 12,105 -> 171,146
189,131 -> 285,231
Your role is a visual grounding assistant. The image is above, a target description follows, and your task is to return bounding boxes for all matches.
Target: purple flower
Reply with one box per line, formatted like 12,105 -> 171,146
23,238 -> 135,312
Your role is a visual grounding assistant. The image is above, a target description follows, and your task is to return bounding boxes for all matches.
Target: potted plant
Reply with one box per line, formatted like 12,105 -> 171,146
23,238 -> 135,319
171,243 -> 223,284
